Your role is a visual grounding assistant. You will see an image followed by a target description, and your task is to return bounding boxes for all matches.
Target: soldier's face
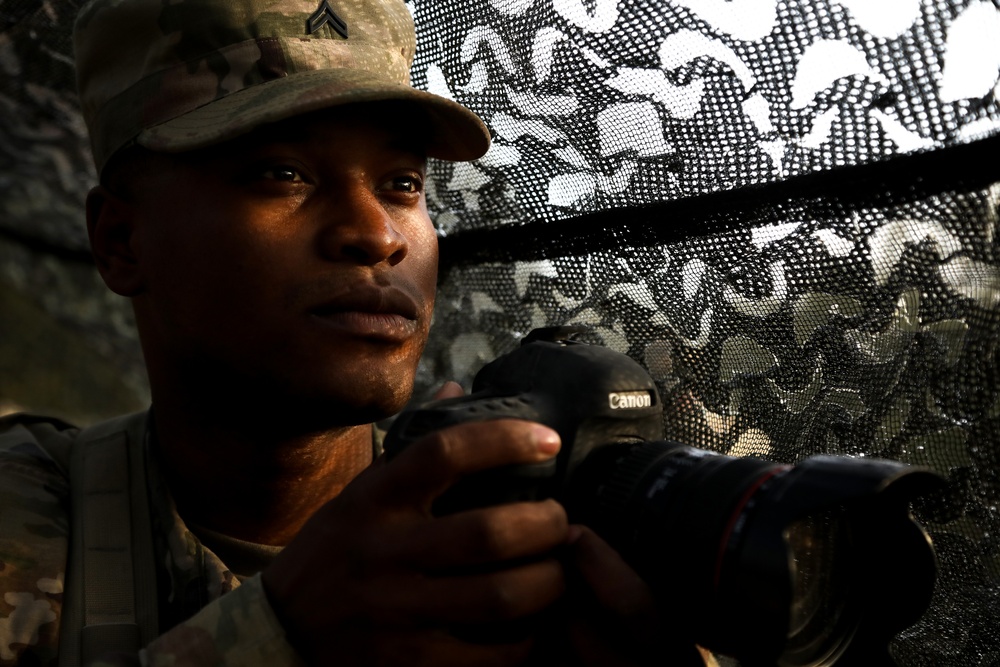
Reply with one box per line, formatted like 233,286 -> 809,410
126,105 -> 439,424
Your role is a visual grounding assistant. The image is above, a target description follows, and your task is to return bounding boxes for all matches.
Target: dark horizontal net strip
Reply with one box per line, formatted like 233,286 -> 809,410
439,133 -> 1000,272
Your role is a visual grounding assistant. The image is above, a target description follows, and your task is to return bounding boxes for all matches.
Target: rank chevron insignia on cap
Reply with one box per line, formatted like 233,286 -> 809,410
307,0 -> 348,37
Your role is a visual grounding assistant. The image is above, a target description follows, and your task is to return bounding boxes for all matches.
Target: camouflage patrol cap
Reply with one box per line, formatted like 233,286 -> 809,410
73,0 -> 491,173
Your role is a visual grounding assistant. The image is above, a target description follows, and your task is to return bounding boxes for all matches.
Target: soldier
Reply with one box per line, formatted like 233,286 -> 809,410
0,0 -> 710,665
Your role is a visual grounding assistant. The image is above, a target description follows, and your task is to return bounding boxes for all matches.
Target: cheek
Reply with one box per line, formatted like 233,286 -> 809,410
410,218 -> 440,314
136,201 -> 283,330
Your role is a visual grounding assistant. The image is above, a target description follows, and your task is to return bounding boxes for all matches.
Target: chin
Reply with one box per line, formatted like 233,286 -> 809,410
278,394 -> 408,436
277,363 -> 417,426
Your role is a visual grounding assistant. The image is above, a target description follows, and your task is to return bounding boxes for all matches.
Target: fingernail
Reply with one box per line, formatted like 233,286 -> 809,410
432,381 -> 464,400
566,525 -> 583,544
532,425 -> 560,455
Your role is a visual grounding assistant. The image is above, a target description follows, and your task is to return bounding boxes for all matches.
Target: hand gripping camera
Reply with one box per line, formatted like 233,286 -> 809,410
384,328 -> 942,666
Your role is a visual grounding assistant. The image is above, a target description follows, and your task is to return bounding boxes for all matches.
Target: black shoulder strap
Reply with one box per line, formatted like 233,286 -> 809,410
59,411 -> 159,666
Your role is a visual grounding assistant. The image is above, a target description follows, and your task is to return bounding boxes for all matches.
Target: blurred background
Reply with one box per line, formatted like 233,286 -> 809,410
0,0 -> 147,424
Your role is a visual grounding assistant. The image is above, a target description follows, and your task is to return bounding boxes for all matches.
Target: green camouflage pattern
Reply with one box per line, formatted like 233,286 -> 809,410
141,575 -> 302,667
0,417 -> 72,667
0,413 -> 301,666
73,0 -> 488,172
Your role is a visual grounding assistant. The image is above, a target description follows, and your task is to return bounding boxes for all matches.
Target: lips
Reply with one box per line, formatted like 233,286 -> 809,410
305,283 -> 422,342
308,284 -> 420,319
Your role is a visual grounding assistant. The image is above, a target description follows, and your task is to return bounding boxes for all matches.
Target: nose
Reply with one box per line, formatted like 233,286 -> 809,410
317,186 -> 409,266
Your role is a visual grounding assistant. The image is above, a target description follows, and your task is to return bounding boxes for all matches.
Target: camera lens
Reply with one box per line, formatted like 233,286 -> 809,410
785,510 -> 853,663
565,440 -> 936,666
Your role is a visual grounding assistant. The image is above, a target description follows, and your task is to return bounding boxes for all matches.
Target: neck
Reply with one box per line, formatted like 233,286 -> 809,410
151,399 -> 374,546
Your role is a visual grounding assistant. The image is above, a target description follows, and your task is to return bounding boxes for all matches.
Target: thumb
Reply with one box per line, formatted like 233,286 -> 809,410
433,380 -> 465,400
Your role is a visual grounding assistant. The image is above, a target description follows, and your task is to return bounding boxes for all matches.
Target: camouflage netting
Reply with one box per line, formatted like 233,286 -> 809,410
408,0 -> 1000,664
1,0 -> 998,664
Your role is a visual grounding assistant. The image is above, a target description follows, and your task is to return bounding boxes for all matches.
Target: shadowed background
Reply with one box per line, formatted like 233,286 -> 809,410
0,0 -> 146,423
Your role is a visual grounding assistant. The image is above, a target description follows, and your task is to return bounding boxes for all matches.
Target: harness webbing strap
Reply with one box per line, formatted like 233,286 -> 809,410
59,412 -> 159,666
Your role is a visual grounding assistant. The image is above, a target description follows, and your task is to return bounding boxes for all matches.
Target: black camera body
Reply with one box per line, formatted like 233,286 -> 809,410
386,327 -> 663,513
384,328 -> 942,666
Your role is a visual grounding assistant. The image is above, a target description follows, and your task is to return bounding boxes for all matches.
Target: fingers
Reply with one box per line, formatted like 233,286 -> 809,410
265,417 -> 569,666
397,558 -> 567,624
433,380 -> 466,400
401,499 -> 568,570
567,525 -> 655,624
374,420 -> 560,508
360,630 -> 534,667
565,526 -> 709,667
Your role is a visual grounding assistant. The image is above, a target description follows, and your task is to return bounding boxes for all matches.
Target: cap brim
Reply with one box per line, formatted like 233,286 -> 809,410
136,68 -> 491,162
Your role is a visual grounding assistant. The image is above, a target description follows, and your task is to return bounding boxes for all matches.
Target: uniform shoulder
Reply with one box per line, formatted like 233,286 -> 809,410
0,414 -> 79,666
0,412 -> 80,477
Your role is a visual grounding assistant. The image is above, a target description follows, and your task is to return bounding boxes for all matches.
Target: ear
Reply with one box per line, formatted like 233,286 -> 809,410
86,185 -> 145,297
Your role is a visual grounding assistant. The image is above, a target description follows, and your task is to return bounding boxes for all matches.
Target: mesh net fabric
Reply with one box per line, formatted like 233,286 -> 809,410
408,0 -> 1000,664
0,0 -> 998,663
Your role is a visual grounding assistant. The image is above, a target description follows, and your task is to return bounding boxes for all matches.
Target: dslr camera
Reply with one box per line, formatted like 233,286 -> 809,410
384,327 -> 941,666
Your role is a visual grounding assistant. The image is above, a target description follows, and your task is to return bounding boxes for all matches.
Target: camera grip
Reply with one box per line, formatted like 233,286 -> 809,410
384,393 -> 559,512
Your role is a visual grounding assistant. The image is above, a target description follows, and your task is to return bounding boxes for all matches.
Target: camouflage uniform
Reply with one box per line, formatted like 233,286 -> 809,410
0,412 -> 304,666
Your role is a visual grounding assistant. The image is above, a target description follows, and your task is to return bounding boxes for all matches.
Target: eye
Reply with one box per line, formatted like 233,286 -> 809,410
386,174 -> 423,194
260,165 -> 305,183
